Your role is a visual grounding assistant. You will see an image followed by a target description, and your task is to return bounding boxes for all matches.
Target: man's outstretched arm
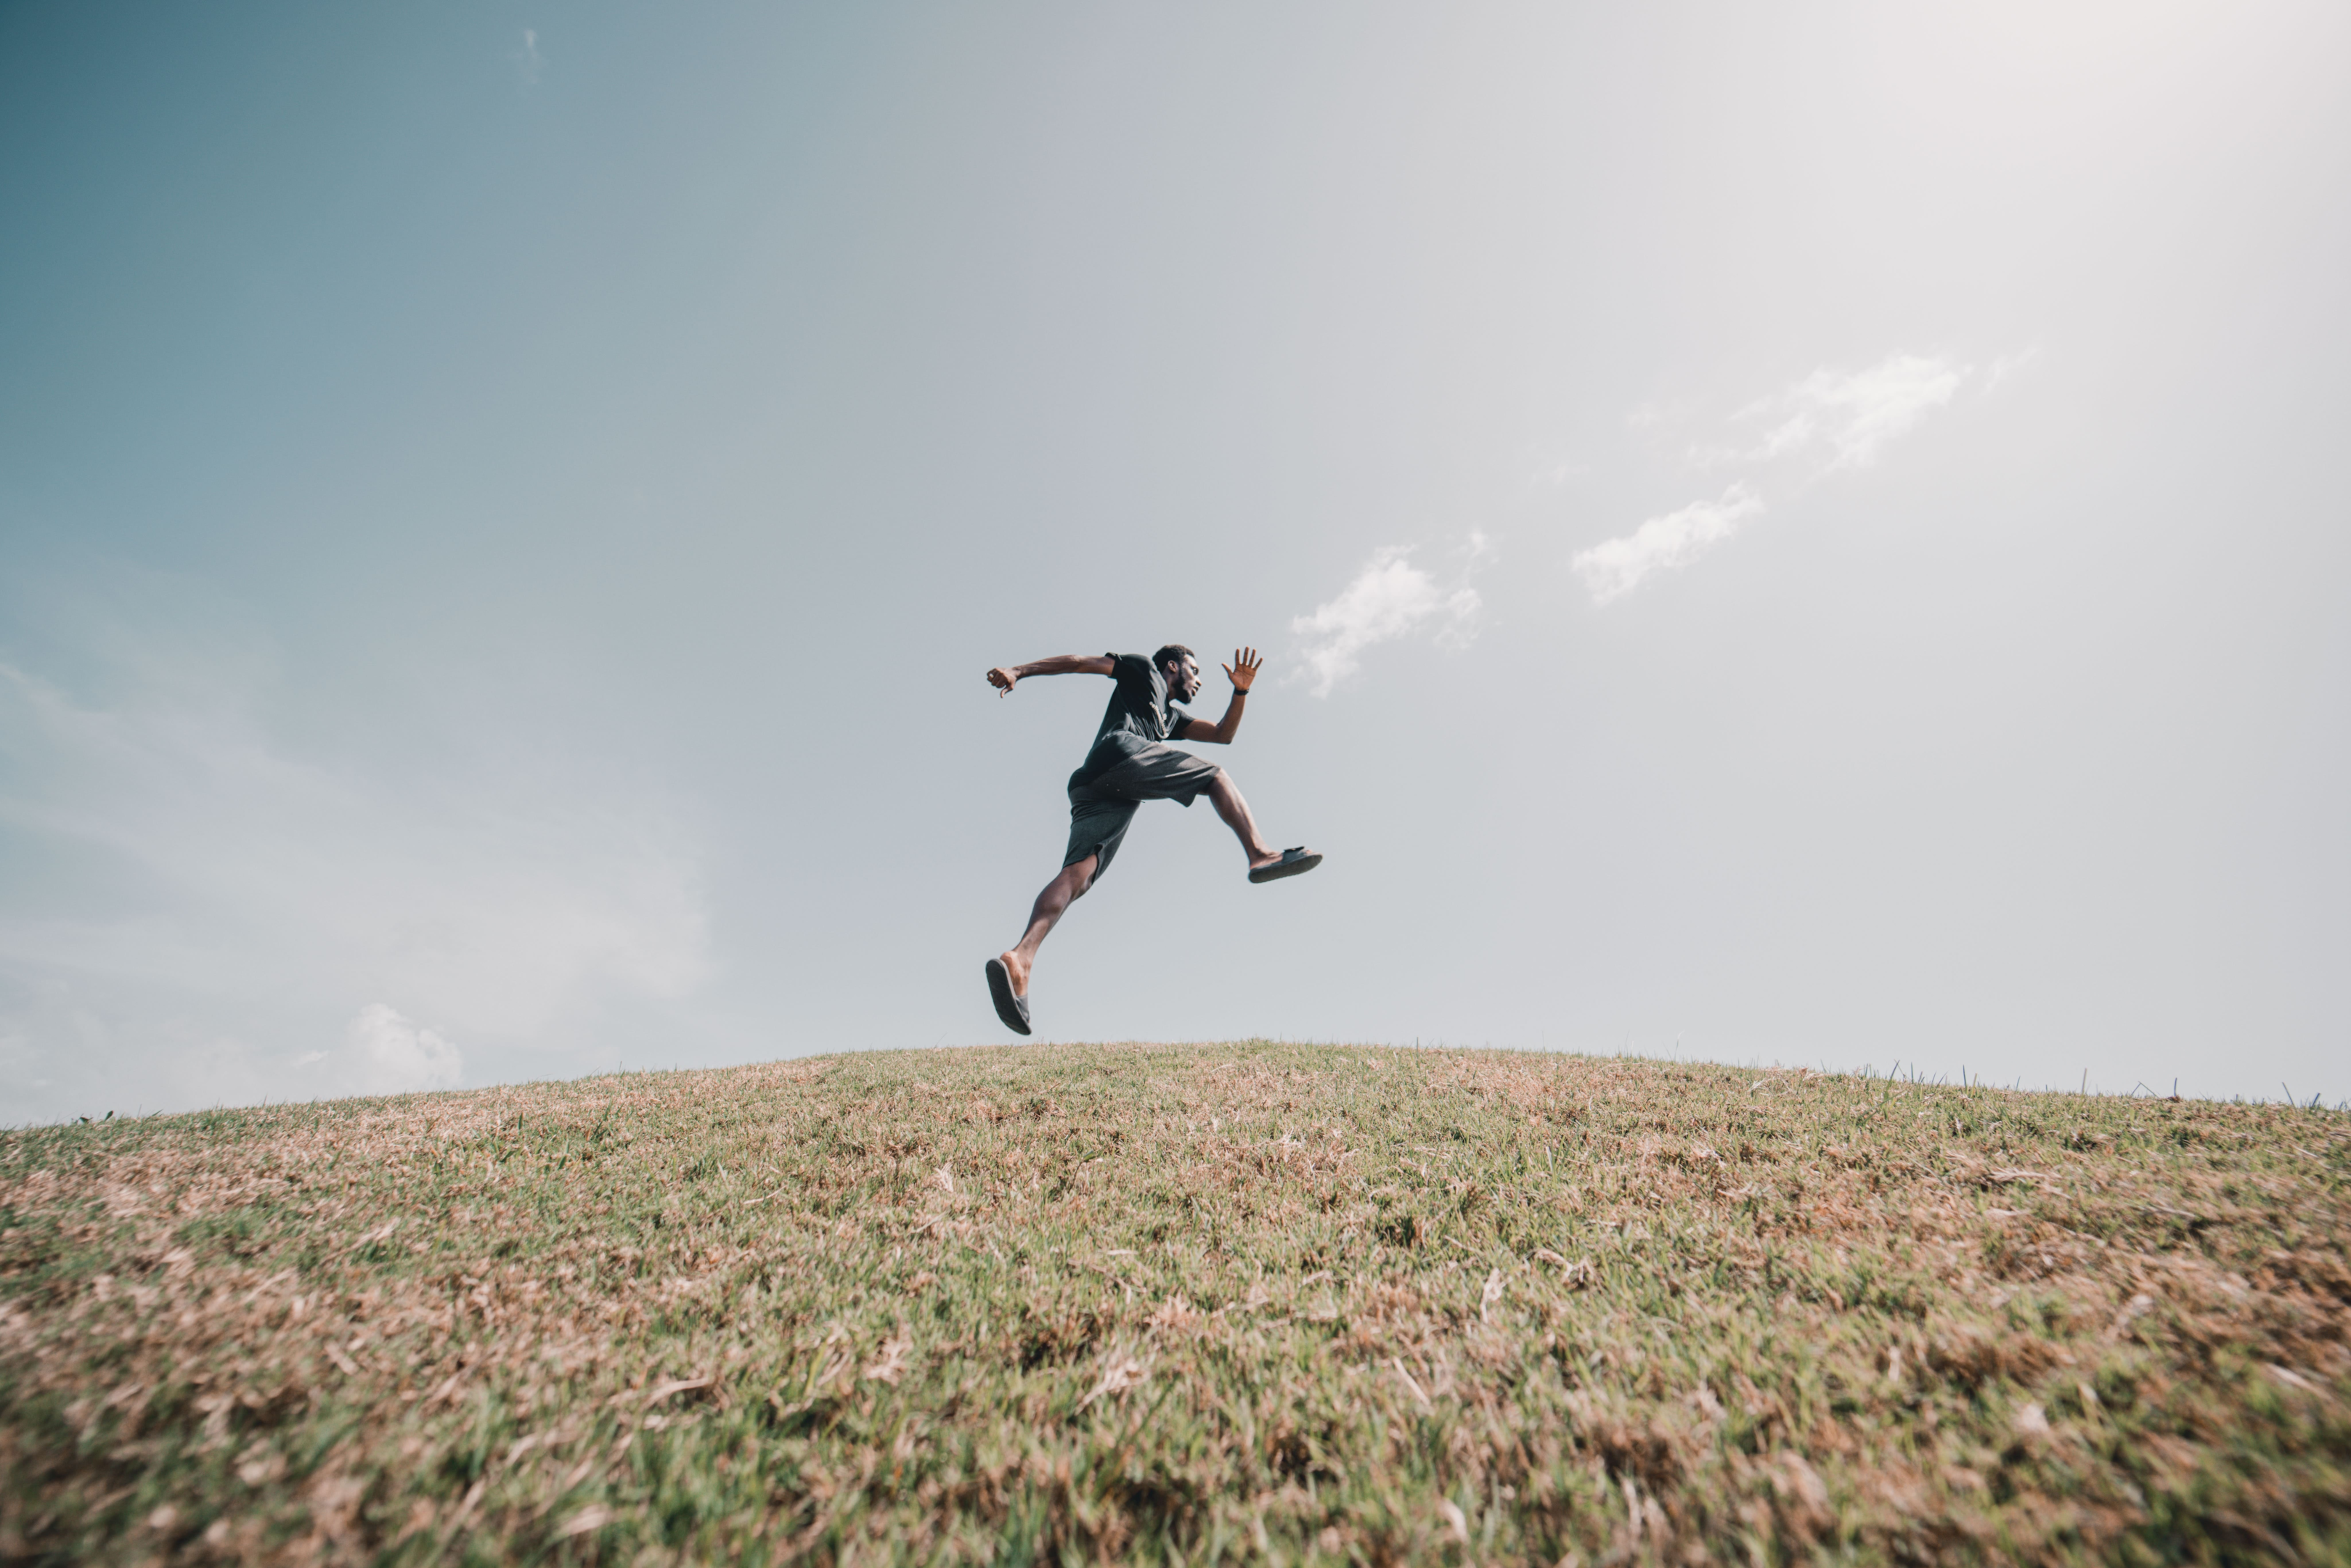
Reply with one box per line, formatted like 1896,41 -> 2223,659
987,655 -> 1115,695
1176,647 -> 1261,745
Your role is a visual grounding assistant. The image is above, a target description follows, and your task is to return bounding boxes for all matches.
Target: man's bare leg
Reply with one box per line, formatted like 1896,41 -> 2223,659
1207,772 -> 1287,870
998,854 -> 1097,999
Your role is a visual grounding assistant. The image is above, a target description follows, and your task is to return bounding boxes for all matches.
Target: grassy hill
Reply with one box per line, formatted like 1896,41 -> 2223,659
3,1042 -> 2347,1564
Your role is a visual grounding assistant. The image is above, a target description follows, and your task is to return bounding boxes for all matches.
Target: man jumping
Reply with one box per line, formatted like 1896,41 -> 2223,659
982,645 -> 1321,1035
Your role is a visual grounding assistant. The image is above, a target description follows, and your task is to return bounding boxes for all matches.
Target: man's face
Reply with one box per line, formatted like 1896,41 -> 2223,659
1168,656 -> 1203,702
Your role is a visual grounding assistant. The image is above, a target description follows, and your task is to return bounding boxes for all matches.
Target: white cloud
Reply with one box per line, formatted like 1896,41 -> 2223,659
1571,483 -> 1766,605
1290,545 -> 1483,697
1578,351 -> 1996,606
1738,354 -> 1971,472
345,1004 -> 461,1095
515,28 -> 542,86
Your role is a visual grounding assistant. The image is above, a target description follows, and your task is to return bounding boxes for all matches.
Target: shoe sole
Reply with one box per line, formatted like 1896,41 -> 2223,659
985,958 -> 1032,1035
1248,852 -> 1323,884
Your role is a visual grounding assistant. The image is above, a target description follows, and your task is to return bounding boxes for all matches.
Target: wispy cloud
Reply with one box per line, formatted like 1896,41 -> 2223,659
1291,541 -> 1485,697
1526,455 -> 1589,489
1736,354 -> 1971,473
0,655 -> 708,1121
514,28 -> 542,86
1984,346 -> 2041,394
1579,351 -> 1988,606
1571,484 -> 1765,605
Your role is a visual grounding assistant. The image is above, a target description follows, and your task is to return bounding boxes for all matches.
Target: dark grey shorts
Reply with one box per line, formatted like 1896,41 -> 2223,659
1064,741 -> 1223,883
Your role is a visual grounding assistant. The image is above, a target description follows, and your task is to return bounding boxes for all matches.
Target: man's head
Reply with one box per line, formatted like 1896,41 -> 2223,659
1154,643 -> 1202,702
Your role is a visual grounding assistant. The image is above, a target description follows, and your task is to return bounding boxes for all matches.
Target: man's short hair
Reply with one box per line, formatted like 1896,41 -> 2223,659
1153,643 -> 1196,673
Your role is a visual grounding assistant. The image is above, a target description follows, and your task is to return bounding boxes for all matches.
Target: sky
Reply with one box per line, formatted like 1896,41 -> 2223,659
1,1 -> 2345,1124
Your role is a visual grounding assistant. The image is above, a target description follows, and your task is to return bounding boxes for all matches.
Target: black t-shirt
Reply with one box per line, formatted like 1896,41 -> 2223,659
1088,652 -> 1192,758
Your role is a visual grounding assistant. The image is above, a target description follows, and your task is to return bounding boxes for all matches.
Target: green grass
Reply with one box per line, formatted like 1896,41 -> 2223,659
4,1042 -> 2348,1564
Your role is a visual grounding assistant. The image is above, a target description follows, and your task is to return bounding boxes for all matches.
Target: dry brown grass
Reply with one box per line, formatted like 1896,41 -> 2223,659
3,1042 -> 2348,1564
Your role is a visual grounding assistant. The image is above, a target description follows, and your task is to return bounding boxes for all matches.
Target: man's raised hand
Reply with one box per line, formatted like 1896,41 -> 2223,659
1223,648 -> 1262,693
987,666 -> 1019,696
